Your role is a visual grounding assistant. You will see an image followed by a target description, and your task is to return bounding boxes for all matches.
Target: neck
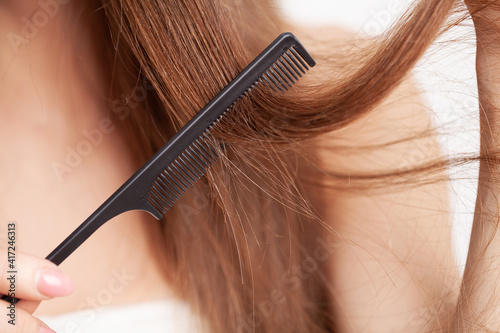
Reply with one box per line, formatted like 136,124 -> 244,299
0,2 -> 175,315
0,1 -> 115,181
0,1 -> 108,129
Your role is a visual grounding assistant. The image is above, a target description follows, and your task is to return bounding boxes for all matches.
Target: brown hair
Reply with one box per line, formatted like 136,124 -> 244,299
85,0 -> 474,331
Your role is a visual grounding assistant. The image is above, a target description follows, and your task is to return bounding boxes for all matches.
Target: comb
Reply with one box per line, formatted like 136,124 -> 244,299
1,32 -> 315,304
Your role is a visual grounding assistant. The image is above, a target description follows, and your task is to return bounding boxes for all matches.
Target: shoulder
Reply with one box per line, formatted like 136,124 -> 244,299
294,25 -> 460,332
292,25 -> 437,176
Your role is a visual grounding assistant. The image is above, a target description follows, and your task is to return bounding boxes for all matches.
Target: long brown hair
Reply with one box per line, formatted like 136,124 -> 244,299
85,0 -> 471,331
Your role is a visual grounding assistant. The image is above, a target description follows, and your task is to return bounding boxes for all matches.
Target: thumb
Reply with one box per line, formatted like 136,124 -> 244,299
16,299 -> 41,315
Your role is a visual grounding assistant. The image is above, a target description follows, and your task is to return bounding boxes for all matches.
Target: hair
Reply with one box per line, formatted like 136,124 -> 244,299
75,0 -> 493,331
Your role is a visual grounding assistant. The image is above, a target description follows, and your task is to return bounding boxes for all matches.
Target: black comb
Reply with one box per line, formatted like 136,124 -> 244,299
1,32 -> 315,304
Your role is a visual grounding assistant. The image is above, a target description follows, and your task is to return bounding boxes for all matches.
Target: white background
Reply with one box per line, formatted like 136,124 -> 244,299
276,0 -> 479,271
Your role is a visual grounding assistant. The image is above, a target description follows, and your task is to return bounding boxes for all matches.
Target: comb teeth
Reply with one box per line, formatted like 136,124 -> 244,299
259,46 -> 310,92
0,33 -> 318,277
147,137 -> 218,215
145,42 -> 313,218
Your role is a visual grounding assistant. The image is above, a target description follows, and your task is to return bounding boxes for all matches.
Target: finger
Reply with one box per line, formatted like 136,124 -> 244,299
16,300 -> 41,315
0,300 -> 55,333
0,249 -> 74,300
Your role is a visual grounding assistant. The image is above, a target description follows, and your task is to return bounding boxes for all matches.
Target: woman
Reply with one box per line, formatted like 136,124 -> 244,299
0,0 -> 498,332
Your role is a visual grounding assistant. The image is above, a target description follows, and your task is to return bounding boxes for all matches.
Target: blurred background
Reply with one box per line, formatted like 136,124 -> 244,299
275,0 -> 479,272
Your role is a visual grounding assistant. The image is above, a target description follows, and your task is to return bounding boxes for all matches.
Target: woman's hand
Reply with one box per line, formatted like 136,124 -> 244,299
0,248 -> 74,333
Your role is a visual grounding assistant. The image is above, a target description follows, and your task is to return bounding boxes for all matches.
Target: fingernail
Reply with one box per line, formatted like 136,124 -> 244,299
39,326 -> 56,333
37,268 -> 74,297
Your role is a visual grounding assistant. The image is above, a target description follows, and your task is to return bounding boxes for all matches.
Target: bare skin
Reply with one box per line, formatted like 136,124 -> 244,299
288,24 -> 460,332
0,2 -> 173,332
307,2 -> 500,331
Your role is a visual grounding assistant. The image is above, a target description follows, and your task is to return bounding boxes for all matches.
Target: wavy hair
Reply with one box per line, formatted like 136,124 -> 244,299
80,0 -> 478,331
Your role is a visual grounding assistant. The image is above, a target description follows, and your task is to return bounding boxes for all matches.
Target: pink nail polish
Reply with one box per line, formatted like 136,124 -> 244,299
39,326 -> 56,333
37,268 -> 74,297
